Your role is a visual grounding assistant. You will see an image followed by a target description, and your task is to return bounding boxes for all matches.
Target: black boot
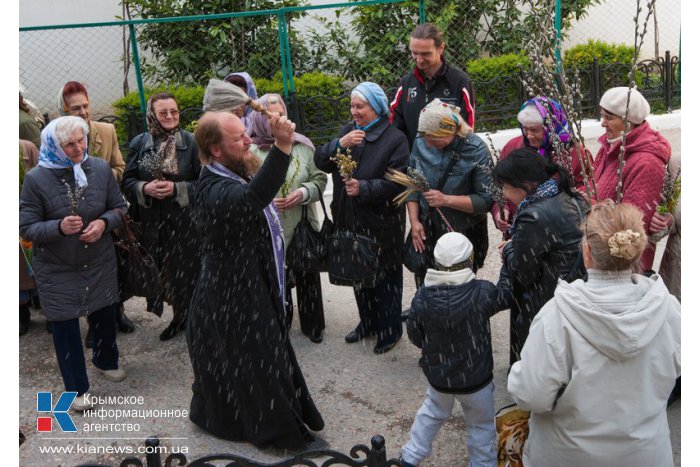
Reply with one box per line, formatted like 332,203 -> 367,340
115,304 -> 135,333
159,320 -> 186,341
19,304 -> 30,336
85,326 -> 93,348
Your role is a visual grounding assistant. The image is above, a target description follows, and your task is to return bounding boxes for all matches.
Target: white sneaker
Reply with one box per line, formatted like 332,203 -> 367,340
72,395 -> 94,412
99,368 -> 126,382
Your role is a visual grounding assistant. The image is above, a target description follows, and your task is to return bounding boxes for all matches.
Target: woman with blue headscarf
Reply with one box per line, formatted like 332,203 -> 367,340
491,96 -> 589,236
20,116 -> 127,411
315,82 -> 410,354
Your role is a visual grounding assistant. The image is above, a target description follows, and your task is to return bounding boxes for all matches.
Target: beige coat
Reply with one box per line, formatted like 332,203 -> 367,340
89,120 -> 125,182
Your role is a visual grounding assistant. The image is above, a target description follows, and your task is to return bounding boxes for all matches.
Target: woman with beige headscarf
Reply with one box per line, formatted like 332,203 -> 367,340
405,98 -> 493,287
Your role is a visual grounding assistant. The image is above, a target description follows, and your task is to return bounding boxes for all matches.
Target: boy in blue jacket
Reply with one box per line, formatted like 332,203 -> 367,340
402,232 -> 497,467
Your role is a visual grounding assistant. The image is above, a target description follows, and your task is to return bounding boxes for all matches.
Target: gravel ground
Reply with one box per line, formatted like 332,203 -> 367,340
19,129 -> 681,466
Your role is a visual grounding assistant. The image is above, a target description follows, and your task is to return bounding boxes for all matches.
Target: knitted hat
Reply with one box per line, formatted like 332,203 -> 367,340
418,99 -> 471,138
599,87 -> 650,125
433,232 -> 473,268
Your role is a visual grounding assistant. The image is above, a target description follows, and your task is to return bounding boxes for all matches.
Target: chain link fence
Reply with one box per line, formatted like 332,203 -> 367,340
20,0 -> 680,147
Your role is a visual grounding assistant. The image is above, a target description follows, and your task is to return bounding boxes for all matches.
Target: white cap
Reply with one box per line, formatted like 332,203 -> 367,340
433,232 -> 473,268
599,86 -> 650,125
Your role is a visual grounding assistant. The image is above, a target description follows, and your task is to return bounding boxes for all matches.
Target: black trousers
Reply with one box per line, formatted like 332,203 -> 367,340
285,269 -> 325,337
50,304 -> 119,396
353,266 -> 403,346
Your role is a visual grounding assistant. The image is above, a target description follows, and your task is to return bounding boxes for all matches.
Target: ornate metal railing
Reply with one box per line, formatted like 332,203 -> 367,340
74,435 -> 403,467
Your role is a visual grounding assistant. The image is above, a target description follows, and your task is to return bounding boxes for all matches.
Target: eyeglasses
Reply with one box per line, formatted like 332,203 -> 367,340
157,109 -> 180,118
69,104 -> 89,112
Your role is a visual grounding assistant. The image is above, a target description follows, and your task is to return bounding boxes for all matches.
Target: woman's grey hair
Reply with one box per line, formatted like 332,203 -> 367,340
517,104 -> 544,127
55,116 -> 89,146
350,90 -> 368,103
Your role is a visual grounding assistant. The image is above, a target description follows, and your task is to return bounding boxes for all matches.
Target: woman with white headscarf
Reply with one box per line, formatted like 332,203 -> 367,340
20,116 -> 128,411
314,82 -> 410,354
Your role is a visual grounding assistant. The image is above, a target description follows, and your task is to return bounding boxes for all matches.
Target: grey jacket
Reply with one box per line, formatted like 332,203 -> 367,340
19,157 -> 127,321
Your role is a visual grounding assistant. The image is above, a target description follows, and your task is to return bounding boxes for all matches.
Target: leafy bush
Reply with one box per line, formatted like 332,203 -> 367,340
111,72 -> 349,147
466,53 -> 530,132
563,40 -> 635,69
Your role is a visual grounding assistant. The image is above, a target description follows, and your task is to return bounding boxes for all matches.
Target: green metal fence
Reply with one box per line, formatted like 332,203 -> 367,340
19,0 -> 679,147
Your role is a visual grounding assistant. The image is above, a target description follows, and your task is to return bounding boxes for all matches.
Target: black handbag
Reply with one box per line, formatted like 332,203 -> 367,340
403,210 -> 435,275
403,152 -> 461,275
112,211 -> 163,301
327,192 -> 381,288
287,193 -> 334,273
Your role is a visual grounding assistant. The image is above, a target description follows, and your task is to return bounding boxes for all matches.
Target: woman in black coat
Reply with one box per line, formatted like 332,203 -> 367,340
121,92 -> 201,341
314,82 -> 410,354
494,147 -> 588,364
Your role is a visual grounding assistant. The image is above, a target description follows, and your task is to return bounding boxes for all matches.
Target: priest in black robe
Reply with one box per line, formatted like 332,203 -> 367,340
187,111 -> 325,450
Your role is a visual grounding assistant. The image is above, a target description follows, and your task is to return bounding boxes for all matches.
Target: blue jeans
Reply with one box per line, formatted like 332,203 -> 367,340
50,304 -> 119,396
352,266 -> 403,346
402,383 -> 497,467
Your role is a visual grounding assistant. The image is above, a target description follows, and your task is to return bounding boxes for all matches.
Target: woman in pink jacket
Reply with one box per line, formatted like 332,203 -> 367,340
593,87 -> 671,273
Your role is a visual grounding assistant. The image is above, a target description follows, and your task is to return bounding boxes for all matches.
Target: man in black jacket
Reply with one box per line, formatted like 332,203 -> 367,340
390,23 -> 476,149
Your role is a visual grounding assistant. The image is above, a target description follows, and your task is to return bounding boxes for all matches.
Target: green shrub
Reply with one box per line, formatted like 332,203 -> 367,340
112,72 -> 350,148
465,53 -> 529,132
563,40 -> 635,68
466,53 -> 530,81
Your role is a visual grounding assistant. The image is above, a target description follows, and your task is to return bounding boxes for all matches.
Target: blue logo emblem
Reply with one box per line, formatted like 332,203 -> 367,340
37,392 -> 78,432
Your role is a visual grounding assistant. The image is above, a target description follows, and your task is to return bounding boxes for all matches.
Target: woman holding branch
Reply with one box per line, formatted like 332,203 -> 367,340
121,92 -> 201,341
314,82 -> 409,354
406,99 -> 493,286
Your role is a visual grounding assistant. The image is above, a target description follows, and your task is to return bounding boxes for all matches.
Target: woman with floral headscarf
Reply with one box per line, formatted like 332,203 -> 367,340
315,82 -> 409,354
249,93 -> 328,343
20,116 -> 127,411
121,92 -> 201,341
491,97 -> 590,236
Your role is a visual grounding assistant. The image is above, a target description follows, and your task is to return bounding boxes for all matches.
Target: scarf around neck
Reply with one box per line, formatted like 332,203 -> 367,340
146,96 -> 180,176
508,178 -> 560,237
206,162 -> 286,314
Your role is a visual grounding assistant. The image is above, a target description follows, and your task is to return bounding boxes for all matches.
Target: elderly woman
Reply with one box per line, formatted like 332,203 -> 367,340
59,81 -> 132,337
593,87 -> 671,273
507,202 -> 680,467
406,98 -> 493,285
223,71 -> 258,129
494,147 -> 588,364
20,116 -> 127,410
315,82 -> 409,354
121,92 -> 201,341
249,93 -> 328,343
492,96 -> 589,235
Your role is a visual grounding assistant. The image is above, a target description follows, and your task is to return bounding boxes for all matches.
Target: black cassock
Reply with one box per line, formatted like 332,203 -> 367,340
187,149 -> 324,450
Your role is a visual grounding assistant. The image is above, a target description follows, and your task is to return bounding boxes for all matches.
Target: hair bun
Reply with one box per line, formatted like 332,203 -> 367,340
608,229 -> 642,259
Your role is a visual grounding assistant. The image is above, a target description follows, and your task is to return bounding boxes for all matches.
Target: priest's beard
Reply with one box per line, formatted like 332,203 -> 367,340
222,150 -> 262,179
